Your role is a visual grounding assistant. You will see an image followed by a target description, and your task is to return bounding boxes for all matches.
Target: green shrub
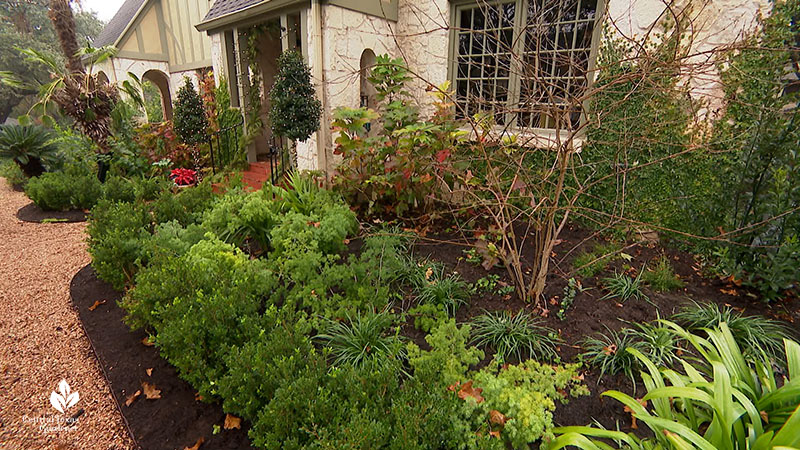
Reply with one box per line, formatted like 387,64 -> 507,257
641,255 -> 684,292
0,159 -> 27,188
101,176 -> 137,203
25,171 -> 102,211
152,181 -> 215,226
87,200 -> 153,290
268,51 -> 321,142
551,323 -> 800,450
466,359 -> 588,449
173,77 -> 208,146
471,310 -> 561,362
407,319 -> 483,387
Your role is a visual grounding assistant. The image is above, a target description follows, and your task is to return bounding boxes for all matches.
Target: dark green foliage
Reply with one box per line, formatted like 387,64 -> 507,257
25,170 -> 101,211
101,176 -> 137,203
0,125 -> 60,177
600,271 -> 648,303
0,159 -> 27,188
470,310 -> 561,362
173,77 -> 208,146
411,263 -> 470,315
152,181 -> 215,226
316,310 -> 404,369
572,241 -> 623,278
672,301 -> 794,363
268,50 -> 321,142
580,327 -> 644,383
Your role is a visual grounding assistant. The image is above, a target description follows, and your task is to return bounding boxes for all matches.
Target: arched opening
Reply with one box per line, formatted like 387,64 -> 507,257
142,69 -> 173,121
96,71 -> 109,85
359,49 -> 377,110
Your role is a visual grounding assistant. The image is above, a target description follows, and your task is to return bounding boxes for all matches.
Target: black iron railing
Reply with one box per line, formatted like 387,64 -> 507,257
208,116 -> 244,175
267,135 -> 292,186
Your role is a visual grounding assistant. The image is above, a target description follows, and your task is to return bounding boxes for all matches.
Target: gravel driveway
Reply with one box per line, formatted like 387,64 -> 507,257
0,180 -> 133,450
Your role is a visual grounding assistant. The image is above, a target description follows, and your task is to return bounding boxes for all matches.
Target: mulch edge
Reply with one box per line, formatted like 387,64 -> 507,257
16,202 -> 87,223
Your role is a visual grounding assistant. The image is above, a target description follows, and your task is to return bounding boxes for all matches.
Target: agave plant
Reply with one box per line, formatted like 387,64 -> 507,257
0,125 -> 60,178
549,321 -> 800,450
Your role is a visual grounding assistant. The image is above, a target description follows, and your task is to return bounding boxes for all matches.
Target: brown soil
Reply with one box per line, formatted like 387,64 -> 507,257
16,202 -> 87,223
411,223 -> 800,430
70,265 -> 255,450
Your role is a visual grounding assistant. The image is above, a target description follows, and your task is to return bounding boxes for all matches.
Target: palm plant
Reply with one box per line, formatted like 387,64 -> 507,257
471,310 -> 561,362
0,125 -> 60,177
549,322 -> 800,450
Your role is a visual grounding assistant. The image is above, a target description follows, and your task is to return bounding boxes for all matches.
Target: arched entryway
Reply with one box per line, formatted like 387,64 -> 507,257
359,49 -> 377,110
142,69 -> 173,121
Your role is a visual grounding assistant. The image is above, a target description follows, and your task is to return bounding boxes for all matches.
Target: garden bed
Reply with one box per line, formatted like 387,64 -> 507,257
70,264 -> 255,450
16,202 -> 87,223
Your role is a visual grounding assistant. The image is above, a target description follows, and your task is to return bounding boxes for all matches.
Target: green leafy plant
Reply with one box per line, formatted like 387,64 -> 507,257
672,301 -> 794,363
25,170 -> 102,210
0,124 -> 60,178
600,271 -> 648,303
173,77 -> 208,146
556,277 -> 584,321
315,309 -> 404,370
626,320 -> 679,367
572,241 -> 624,278
641,255 -> 684,292
471,310 -> 561,362
0,159 -> 27,188
407,319 -> 483,386
579,327 -> 645,383
551,322 -> 800,450
268,50 -> 321,142
413,265 -> 470,315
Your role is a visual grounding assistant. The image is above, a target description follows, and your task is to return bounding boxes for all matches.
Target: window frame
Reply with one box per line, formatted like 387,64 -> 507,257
448,0 -> 606,141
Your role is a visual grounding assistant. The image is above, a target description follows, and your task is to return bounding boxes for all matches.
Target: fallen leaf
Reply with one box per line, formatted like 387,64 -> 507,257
489,430 -> 501,438
194,392 -> 204,402
603,344 -> 617,356
141,337 -> 155,347
425,266 -> 433,281
88,300 -> 106,311
489,410 -> 507,427
141,382 -> 161,399
125,390 -> 141,407
224,414 -> 241,430
721,288 -> 739,296
457,380 -> 484,404
145,368 -> 153,377
184,437 -> 205,450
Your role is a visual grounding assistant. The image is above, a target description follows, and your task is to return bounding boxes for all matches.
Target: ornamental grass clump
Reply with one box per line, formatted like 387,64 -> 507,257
471,310 -> 561,362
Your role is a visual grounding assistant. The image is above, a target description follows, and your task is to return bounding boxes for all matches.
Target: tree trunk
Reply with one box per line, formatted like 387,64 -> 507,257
48,0 -> 84,74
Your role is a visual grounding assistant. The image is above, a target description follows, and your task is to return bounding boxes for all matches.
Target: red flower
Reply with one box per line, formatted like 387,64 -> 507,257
170,168 -> 197,186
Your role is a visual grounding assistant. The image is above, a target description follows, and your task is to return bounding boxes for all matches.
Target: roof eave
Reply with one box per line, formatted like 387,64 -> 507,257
196,0 -> 305,33
111,0 -> 154,48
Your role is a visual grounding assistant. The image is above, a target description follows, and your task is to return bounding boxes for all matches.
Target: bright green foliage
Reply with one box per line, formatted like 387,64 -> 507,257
600,271 -> 648,303
0,125 -> 60,178
173,77 -> 208,146
316,310 -> 404,369
626,321 -> 679,368
641,255 -> 684,292
0,159 -> 26,188
407,303 -> 449,332
25,170 -> 101,211
411,264 -> 471,315
572,241 -> 623,278
672,301 -> 794,364
550,322 -> 800,450
467,359 -> 588,449
332,55 -> 464,219
407,319 -> 483,387
268,51 -> 321,142
471,310 -> 561,362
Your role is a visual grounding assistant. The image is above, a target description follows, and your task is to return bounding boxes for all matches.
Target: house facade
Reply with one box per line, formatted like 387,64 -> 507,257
94,0 -> 769,171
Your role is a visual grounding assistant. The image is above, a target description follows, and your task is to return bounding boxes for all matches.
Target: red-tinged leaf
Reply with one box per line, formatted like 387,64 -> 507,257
224,414 -> 241,430
489,410 -> 507,427
88,300 -> 106,311
141,337 -> 155,347
435,149 -> 451,163
457,380 -> 484,403
402,168 -> 413,180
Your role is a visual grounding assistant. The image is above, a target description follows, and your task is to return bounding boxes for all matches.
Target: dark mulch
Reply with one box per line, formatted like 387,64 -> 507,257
69,265 -> 255,450
410,224 -> 800,432
16,202 -> 87,223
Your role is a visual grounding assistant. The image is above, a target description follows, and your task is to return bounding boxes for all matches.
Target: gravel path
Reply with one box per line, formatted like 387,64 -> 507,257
0,180 -> 133,450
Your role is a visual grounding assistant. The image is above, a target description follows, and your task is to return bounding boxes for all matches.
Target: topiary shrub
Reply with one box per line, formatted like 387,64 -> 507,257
173,77 -> 208,146
268,51 -> 321,142
25,171 -> 102,210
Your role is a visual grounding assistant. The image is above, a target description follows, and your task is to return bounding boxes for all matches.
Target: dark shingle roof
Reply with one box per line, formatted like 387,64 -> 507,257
203,0 -> 265,23
92,0 -> 148,47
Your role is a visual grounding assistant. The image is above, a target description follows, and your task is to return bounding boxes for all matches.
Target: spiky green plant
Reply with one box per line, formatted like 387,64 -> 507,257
626,321 -> 680,367
550,322 -> 800,450
0,125 -> 59,178
315,310 -> 404,369
641,255 -> 685,292
579,327 -> 645,383
601,271 -> 648,303
471,310 -> 561,362
672,301 -> 794,363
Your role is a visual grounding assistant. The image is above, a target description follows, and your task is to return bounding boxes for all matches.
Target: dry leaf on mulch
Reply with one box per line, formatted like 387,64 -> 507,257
224,414 -> 241,430
183,437 -> 205,450
88,300 -> 106,311
125,390 -> 141,407
141,382 -> 161,399
145,368 -> 152,376
141,337 -> 155,347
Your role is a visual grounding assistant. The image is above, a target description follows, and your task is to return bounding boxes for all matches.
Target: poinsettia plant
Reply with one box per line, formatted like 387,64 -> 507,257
170,168 -> 197,186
